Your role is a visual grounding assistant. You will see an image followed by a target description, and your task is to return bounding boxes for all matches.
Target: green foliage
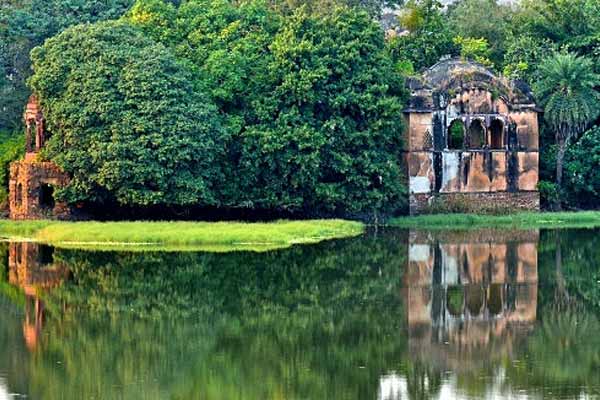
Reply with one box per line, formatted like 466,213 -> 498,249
564,127 -> 600,208
453,35 -> 493,67
29,21 -> 226,206
448,120 -> 465,149
127,1 -> 409,218
0,133 -> 24,209
388,0 -> 456,71
269,0 -> 404,16
534,52 -> 600,143
513,0 -> 600,58
0,0 -> 135,132
447,0 -> 510,67
538,180 -> 560,209
502,35 -> 556,83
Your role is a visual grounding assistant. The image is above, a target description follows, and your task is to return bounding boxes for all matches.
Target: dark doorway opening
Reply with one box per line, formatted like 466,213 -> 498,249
490,119 -> 505,149
39,245 -> 54,266
39,184 -> 55,210
16,183 -> 23,206
468,119 -> 485,149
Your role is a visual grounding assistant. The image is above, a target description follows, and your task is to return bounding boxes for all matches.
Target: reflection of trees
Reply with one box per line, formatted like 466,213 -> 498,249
504,311 -> 600,398
2,228 -> 600,399
504,229 -> 600,397
538,229 -> 600,312
7,232 -> 413,400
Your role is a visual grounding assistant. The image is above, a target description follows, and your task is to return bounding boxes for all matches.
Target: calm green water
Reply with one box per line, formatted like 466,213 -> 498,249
1,228 -> 600,400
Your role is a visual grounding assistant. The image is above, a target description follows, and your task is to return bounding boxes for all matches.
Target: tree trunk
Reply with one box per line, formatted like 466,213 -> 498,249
554,232 -> 569,309
555,137 -> 566,210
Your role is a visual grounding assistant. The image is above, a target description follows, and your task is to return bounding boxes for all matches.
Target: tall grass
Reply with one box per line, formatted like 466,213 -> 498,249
0,219 -> 364,251
389,211 -> 600,230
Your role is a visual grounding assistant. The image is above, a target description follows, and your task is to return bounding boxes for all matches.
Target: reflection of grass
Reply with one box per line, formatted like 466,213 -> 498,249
0,219 -> 364,252
389,211 -> 600,230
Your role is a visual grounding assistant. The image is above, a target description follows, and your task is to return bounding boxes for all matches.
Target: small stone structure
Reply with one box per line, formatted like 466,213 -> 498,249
403,58 -> 540,214
9,96 -> 70,220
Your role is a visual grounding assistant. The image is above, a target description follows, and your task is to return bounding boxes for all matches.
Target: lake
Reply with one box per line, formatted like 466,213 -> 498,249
1,228 -> 599,399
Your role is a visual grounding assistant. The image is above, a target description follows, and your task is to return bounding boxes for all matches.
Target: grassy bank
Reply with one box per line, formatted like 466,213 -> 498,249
0,219 -> 364,251
389,211 -> 600,230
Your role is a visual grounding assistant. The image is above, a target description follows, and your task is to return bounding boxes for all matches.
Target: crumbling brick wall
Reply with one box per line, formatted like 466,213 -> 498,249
9,160 -> 70,220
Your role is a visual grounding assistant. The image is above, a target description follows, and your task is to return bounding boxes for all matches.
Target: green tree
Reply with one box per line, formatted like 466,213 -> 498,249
447,0 -> 510,67
0,133 -> 24,211
0,0 -> 135,132
453,36 -> 493,67
564,127 -> 600,208
533,52 -> 600,207
29,21 -> 226,207
268,0 -> 404,16
129,0 -> 408,218
502,35 -> 556,83
387,0 -> 455,72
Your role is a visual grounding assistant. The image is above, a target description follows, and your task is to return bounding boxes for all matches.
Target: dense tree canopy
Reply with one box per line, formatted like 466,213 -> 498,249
29,22 -> 225,206
0,0 -> 136,132
22,0 -> 409,217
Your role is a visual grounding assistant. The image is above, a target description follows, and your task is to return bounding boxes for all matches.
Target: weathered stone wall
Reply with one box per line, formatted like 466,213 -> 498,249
9,160 -> 71,220
410,191 -> 540,215
403,59 -> 540,214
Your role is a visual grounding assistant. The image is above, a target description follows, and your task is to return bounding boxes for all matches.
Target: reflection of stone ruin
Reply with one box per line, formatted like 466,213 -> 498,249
8,242 -> 69,350
9,96 -> 70,220
403,59 -> 540,214
402,230 -> 538,371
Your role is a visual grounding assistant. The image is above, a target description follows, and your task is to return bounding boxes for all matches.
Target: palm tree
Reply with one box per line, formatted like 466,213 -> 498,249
534,52 -> 600,208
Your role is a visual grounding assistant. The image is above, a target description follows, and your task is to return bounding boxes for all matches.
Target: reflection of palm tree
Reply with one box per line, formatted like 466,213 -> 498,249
405,363 -> 442,400
521,312 -> 600,386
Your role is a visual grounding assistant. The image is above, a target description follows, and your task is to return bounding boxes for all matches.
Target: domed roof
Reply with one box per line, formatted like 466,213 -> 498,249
405,58 -> 538,112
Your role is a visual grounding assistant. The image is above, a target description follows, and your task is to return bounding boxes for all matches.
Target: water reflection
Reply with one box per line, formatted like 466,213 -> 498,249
404,230 -> 538,373
0,229 -> 600,399
8,243 -> 69,351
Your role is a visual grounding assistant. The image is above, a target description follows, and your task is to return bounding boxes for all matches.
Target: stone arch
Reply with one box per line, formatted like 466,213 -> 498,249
446,286 -> 464,317
487,284 -> 503,316
466,285 -> 485,316
448,119 -> 466,149
468,119 -> 485,149
489,119 -> 505,149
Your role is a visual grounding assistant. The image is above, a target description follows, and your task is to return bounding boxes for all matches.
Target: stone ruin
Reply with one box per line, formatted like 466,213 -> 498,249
9,96 -> 70,220
403,58 -> 540,214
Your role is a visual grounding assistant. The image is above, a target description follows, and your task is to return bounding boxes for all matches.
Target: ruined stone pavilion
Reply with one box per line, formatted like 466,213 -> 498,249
8,96 -> 70,220
403,58 -> 540,214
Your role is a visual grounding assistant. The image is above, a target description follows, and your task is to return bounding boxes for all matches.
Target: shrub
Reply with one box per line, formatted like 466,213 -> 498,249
0,133 -> 24,212
564,126 -> 600,208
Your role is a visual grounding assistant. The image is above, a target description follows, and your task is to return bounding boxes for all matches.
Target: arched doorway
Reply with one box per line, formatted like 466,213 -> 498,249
448,119 -> 466,149
468,119 -> 485,149
490,119 -> 505,149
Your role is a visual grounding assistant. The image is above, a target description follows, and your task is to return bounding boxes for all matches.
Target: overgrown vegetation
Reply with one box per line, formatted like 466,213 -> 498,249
0,133 -> 24,212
